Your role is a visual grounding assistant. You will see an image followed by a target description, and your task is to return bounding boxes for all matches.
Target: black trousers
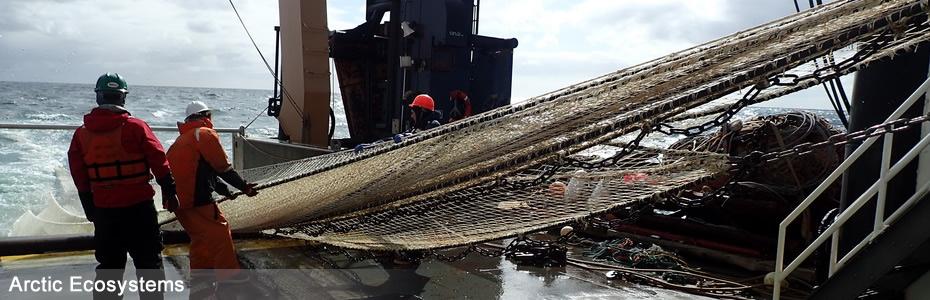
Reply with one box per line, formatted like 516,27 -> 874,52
93,200 -> 165,300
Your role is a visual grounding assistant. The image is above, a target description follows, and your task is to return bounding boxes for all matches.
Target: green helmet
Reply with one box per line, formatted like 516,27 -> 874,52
95,73 -> 128,94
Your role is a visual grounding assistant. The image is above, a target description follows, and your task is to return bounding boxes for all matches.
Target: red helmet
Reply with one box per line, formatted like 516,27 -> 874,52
409,94 -> 435,112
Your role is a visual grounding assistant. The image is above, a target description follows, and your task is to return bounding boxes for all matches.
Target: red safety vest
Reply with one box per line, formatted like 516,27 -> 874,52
78,125 -> 152,190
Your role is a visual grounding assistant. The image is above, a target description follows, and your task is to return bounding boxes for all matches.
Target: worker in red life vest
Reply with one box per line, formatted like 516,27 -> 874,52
448,90 -> 473,122
67,73 -> 179,300
166,101 -> 258,294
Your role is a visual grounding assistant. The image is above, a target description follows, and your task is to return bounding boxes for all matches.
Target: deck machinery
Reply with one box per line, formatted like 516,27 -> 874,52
240,0 -> 517,169
269,0 -> 518,147
330,0 -> 518,145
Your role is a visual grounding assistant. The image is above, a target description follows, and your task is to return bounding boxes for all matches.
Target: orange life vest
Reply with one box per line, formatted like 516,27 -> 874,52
78,125 -> 152,190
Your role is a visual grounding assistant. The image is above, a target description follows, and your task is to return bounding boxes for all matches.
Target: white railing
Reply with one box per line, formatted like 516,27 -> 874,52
0,122 -> 246,166
772,77 -> 930,299
0,123 -> 245,134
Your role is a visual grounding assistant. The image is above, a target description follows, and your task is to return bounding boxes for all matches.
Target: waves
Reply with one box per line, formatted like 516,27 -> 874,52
0,81 -> 291,236
24,113 -> 73,121
0,127 -> 70,236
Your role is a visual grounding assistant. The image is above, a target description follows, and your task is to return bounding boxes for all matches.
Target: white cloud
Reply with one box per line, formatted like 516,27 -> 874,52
0,0 -> 840,108
479,0 -> 738,101
0,0 -> 351,89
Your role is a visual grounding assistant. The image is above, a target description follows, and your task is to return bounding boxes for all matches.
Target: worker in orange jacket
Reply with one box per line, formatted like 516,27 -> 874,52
166,101 -> 258,294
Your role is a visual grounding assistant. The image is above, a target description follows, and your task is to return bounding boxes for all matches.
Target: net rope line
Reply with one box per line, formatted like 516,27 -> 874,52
160,0 -> 930,251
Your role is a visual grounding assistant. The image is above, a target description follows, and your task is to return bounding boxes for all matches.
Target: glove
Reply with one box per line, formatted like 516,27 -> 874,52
215,182 -> 237,200
78,192 -> 96,222
393,133 -> 415,144
242,183 -> 259,197
353,143 -> 369,154
157,175 -> 180,213
162,190 -> 180,213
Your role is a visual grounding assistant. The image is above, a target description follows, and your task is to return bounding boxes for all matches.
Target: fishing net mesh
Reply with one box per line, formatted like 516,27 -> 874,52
160,0 -> 930,251
273,148 -> 730,250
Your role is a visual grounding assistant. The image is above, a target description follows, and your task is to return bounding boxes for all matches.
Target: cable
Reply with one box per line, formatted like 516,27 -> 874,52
835,77 -> 852,111
825,54 -> 852,111
227,0 -> 307,123
329,59 -> 337,141
329,108 -> 336,140
823,81 -> 849,127
245,105 -> 269,129
811,0 -> 851,115
827,80 -> 849,123
792,0 -> 849,128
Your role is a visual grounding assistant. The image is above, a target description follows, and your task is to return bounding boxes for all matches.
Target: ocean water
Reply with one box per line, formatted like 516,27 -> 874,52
0,81 -> 843,237
0,81 -> 348,236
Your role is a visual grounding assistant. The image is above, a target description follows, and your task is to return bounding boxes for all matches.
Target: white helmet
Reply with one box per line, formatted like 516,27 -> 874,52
185,101 -> 210,118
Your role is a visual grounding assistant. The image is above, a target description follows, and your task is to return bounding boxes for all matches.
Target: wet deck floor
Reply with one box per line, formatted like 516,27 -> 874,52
1,239 -> 710,299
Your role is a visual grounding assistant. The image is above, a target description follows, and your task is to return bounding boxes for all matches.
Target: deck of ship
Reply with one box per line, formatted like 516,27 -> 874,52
1,237 -> 710,299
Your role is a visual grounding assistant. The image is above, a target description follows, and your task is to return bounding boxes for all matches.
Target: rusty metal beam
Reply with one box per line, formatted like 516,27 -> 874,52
278,0 -> 331,148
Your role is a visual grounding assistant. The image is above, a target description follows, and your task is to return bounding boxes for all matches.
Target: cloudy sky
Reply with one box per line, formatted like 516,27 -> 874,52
0,0 -> 844,108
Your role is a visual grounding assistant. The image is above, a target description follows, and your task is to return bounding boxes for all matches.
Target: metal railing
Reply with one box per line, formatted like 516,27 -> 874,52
772,77 -> 930,299
1,121 -> 260,173
0,123 -> 244,134
0,122 -> 246,166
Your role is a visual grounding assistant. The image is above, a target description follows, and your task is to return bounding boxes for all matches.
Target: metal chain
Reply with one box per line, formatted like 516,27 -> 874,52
634,33 -> 899,209
430,246 -> 477,262
742,114 -> 930,167
431,237 -> 565,264
663,115 -> 930,209
654,32 -> 889,138
498,119 -> 658,190
578,204 -> 654,229
497,165 -> 565,190
564,124 -> 654,169
655,86 -> 760,137
430,239 -> 513,262
651,114 -> 930,210
666,181 -> 737,209
771,32 -> 891,88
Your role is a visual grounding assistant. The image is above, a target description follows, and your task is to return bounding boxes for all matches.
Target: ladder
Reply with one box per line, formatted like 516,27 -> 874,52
771,77 -> 930,299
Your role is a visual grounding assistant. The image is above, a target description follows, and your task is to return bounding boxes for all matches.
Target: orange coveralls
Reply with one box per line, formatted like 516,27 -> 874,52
167,118 -> 247,278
